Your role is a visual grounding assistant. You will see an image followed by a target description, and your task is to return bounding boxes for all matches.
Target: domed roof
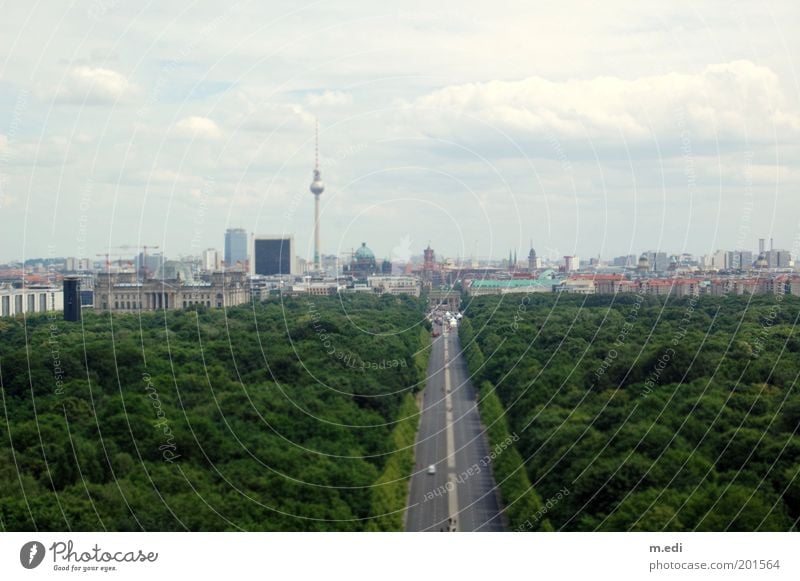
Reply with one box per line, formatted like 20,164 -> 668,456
159,260 -> 194,283
354,242 -> 375,260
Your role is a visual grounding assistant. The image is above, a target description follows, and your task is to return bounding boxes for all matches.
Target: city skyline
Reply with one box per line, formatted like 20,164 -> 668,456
3,233 -> 798,268
1,2 -> 798,264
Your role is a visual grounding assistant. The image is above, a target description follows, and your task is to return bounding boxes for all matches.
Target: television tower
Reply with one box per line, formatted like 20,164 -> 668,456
309,121 -> 325,272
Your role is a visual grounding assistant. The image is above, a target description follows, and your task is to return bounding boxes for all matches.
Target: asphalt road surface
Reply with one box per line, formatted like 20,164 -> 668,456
405,328 -> 505,531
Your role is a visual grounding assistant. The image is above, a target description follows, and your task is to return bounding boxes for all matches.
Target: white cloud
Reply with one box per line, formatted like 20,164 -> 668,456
408,61 -> 800,147
2,2 -> 799,262
174,116 -> 223,140
305,90 -> 353,108
0,135 -> 70,167
53,66 -> 133,105
231,91 -> 315,133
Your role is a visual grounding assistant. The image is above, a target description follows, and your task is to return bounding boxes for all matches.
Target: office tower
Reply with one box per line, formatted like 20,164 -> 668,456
564,255 -> 579,272
135,252 -> 164,279
202,248 -> 221,271
225,228 -> 248,268
728,250 -> 754,271
646,251 -> 668,272
254,236 -> 294,275
63,277 -> 81,322
765,249 -> 791,269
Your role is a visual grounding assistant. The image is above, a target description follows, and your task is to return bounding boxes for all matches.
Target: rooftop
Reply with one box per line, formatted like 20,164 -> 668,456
470,278 -> 555,289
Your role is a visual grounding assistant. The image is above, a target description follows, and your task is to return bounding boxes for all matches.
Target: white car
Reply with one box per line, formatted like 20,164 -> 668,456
427,464 -> 436,475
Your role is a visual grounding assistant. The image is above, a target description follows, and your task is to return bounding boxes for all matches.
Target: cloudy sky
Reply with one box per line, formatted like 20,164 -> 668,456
1,0 -> 798,264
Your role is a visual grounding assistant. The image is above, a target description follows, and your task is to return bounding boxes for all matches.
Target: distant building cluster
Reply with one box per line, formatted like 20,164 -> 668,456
464,272 -> 800,298
457,238 -> 798,298
1,127 -> 797,319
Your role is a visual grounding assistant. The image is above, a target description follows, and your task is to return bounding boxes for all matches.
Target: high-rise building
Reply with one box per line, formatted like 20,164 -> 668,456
564,255 -> 579,272
224,228 -> 249,268
765,249 -> 791,269
254,236 -> 294,276
202,248 -> 221,272
135,252 -> 164,279
65,257 -> 92,271
727,250 -> 753,271
711,250 -> 727,270
613,255 -> 637,268
646,251 -> 668,272
63,277 -> 81,322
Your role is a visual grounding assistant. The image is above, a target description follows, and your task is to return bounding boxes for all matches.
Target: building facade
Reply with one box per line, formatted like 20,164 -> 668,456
528,247 -> 540,271
202,248 -> 221,272
646,251 -> 669,272
564,255 -> 579,272
0,284 -> 64,317
367,276 -> 421,297
728,250 -> 754,271
93,271 -> 249,313
254,236 -> 294,276
765,249 -> 792,269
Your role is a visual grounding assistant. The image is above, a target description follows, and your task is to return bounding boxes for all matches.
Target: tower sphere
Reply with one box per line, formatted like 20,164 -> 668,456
310,174 -> 325,195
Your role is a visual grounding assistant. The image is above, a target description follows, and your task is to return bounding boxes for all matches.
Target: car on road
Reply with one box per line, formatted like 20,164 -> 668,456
427,464 -> 436,475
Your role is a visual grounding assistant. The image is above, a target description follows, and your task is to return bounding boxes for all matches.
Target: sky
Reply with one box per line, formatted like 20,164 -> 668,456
0,0 -> 799,264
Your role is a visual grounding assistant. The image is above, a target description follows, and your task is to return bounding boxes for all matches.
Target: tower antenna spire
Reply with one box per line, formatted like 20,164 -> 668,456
314,119 -> 320,173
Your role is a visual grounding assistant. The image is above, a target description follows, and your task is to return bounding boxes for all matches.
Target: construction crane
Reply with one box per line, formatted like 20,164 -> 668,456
95,253 -> 134,272
110,244 -> 161,280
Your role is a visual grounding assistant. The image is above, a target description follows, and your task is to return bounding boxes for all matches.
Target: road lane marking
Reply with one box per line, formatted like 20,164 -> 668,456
444,337 -> 458,531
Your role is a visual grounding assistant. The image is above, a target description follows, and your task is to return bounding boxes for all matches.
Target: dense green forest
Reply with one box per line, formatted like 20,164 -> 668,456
461,293 -> 800,531
0,295 -> 430,531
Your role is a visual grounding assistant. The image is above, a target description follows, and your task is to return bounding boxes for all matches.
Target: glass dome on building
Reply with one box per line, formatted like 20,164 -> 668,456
156,260 -> 195,283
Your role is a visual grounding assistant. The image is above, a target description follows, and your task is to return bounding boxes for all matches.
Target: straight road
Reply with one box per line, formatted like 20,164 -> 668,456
405,327 -> 504,531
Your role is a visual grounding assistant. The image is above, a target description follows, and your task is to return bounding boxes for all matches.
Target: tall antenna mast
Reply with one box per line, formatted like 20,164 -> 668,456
314,119 -> 320,174
309,119 -> 325,272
